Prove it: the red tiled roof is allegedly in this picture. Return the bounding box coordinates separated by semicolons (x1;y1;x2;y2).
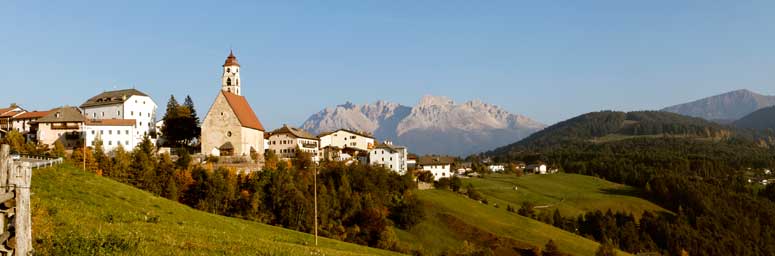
222;91;264;131
14;111;51;119
85;119;136;126
223;50;240;67
0;110;23;118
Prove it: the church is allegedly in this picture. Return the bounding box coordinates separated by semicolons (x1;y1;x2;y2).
201;51;266;159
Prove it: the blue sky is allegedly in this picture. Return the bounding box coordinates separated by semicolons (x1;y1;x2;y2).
3;1;775;128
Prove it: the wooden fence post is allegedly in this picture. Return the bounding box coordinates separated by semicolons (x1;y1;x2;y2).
12;162;31;256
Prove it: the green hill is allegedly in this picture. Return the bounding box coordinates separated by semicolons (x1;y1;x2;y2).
735;105;775;131
462;174;667;218
397;184;636;256
31;164;403;256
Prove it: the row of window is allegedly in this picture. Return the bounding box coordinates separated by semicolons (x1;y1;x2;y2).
91;111;151;118
91;129;130;135
92;140;130;146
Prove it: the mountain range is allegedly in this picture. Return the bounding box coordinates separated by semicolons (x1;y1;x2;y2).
661;89;775;123
301;95;545;156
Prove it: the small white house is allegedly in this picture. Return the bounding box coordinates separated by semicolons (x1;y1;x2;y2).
526;164;548;174
418;156;455;181
369;141;408;175
267;125;320;162
488;164;505;173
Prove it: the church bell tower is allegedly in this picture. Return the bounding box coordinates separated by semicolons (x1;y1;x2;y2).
222;50;241;95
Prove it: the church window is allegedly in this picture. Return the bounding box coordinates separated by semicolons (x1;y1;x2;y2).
227;78;232;86
227;131;232;137
227;68;230;73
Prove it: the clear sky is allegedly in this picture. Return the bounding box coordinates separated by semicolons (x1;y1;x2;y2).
3;1;775;128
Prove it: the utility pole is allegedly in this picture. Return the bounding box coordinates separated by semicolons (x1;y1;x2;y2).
314;162;318;246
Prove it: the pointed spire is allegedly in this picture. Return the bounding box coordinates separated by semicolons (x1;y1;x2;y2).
223;49;240;67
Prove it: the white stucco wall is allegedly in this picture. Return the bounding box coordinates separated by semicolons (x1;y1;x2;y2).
319;130;375;151
421;164;452;181
84;124;137;152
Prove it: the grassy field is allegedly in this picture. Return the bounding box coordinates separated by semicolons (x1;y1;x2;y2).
463;173;667;218
397;189;630;256
31;164;403;256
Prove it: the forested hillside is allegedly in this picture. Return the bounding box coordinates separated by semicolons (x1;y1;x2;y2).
485;110;775;255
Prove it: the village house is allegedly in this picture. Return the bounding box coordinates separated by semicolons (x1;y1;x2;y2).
201;51;266;159
318;129;375;152
417;156;455;180
83;119;137;152
525;164;548;174
407;154;418;170
0;104;26;136
267;125;320;162
457;162;473;175
488;164;506;173
80;88;157;146
12;111;50;138
369;141;408;174
34;106;86;149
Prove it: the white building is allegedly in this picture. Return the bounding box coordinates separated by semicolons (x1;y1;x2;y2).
369;141;408;175
526;164;548;174
488;164;505;173
267;125;320;162
318;129;375;152
84;119;137;152
417;156;455;181
80;89;158;145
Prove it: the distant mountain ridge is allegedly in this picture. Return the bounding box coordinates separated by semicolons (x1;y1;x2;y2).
301;95;545;156
661;89;775;122
734;105;775;131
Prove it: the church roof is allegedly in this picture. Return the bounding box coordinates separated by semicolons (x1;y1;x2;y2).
80;89;149;108
222;91;265;131
223;50;240;67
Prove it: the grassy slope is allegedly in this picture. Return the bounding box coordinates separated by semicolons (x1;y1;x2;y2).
465;174;667;218
32;164;403;256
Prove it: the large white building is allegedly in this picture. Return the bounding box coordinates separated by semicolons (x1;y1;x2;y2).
369;142;408;175
267;125;320;162
318;129;375;152
80;88;158;148
417;156;455;181
84;119;137;152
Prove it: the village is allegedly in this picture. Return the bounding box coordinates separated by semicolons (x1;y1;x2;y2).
0;51;555;183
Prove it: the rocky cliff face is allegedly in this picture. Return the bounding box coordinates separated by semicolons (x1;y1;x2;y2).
661;89;775;122
301;95;545;156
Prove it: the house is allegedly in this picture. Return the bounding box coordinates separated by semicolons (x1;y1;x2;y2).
11;110;51;139
0;104;26;135
417;156;455;180
80;88;158;144
369;141;408;174
488;164;506;173
267;125;320;162
201;51;266;159
84;119;137;152
34;106;86;148
457;162;472;175
407;154;418;170
318;129;375;152
525;164;548;174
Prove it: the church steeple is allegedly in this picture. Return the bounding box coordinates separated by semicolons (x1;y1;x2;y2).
222;50;241;95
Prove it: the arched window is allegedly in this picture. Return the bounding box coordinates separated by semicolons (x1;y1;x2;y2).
227;78;232;86
227;68;230;73
236;79;239;86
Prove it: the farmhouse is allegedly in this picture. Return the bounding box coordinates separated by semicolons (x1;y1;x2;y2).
369;141;408;174
418;156;455;181
488;164;505;173
201;51;266;159
0;104;25;136
34;106;86;148
267;125;320;162
318;129;375;152
526;164;548;174
83;119;137;152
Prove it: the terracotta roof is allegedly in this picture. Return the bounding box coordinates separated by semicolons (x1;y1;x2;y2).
85;119;136;126
223;50;240;67
270;125;317;140
0;110;23;118
35;106;85;123
14;111;51;119
80;89;149;108
0;105;23;116
222;91;265;131
417;156;455;166
317;129;375;139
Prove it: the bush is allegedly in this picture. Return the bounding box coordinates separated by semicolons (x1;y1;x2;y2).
450;176;462;192
435;178;451;189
